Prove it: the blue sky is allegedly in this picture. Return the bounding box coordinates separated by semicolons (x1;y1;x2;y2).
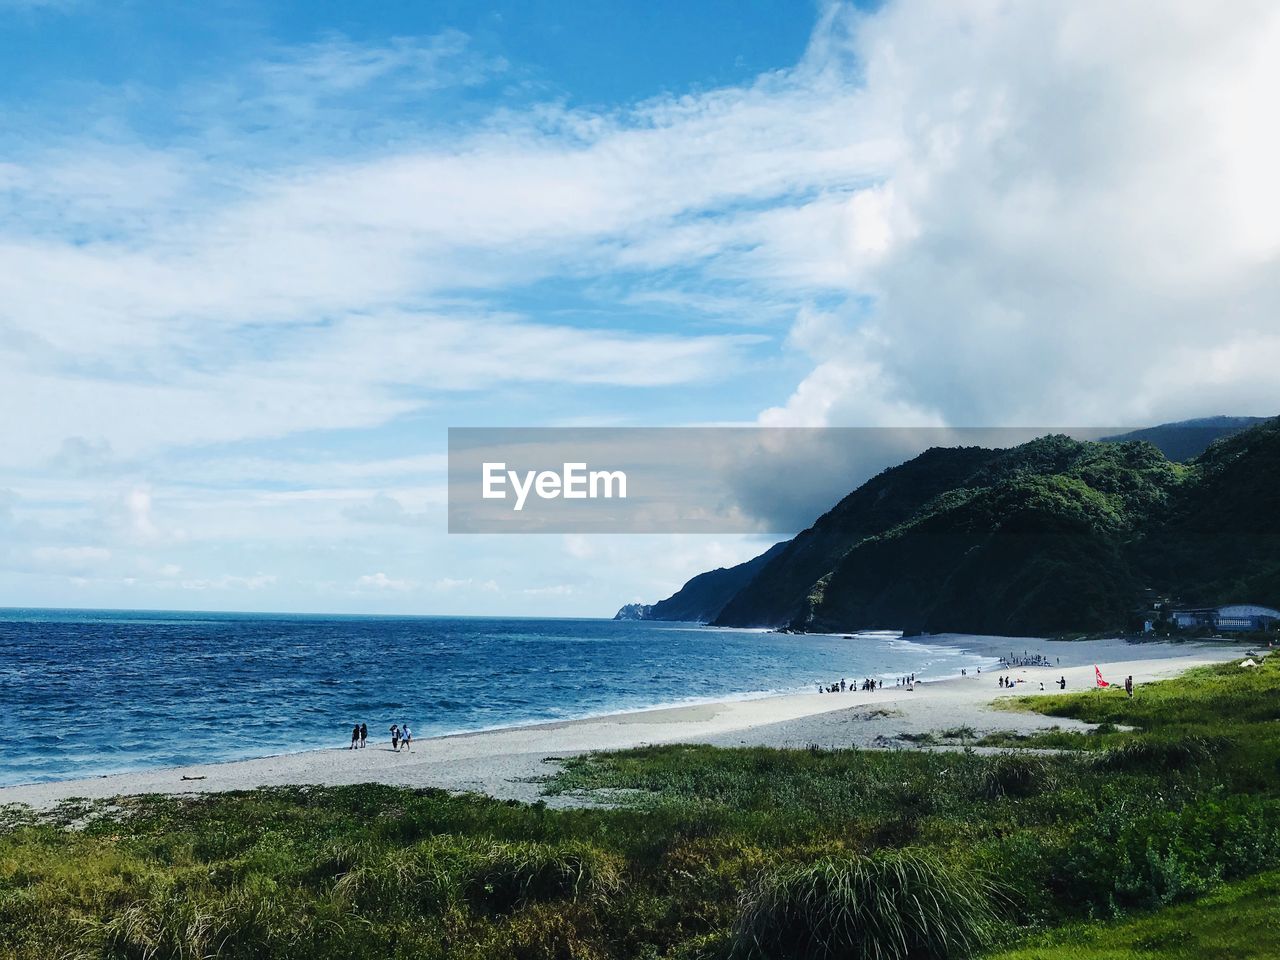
1;2;820;110
2;0;1277;615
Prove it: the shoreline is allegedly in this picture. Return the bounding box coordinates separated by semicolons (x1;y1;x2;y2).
2;628;994;793
0;636;1241;811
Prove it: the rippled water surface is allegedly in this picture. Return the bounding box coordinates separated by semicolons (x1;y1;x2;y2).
0;609;991;786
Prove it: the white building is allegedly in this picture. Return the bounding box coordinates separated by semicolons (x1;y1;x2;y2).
1172;604;1280;631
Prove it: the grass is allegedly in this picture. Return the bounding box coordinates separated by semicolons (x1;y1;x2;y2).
733;850;1002;960
3;653;1280;959
995;652;1280;792
985;869;1280;959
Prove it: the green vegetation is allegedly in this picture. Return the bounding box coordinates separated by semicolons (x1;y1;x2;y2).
5;655;1280;958
685;417;1280;635
999;653;1280;787
986;869;1280;960
733;851;1001;960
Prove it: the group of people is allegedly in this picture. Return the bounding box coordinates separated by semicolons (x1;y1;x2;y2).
998;651;1059;668
389;723;413;751
995;671;1137;698
998;675;1067;691
346;722;413;751
818;674;919;694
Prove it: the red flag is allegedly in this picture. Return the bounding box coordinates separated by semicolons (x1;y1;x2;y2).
1095;665;1109;688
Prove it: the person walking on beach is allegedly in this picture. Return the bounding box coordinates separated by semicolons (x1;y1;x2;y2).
349;724;360;750
401;723;413;751
359;723;368;748
390;724;400;751
1125;675;1134;698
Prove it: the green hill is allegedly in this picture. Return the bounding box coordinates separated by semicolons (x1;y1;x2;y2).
797;437;1183;634
648;417;1280;636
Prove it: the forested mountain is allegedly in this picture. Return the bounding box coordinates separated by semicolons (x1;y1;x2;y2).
619;417;1280;636
1103;416;1268;461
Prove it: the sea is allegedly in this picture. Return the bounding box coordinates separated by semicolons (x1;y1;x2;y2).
0;609;994;788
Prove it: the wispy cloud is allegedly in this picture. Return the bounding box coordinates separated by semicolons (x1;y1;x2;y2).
4;1;1277;615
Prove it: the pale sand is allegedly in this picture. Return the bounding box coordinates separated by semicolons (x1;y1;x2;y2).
0;638;1245;810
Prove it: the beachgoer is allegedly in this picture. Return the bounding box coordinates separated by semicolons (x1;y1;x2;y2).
401;724;412;751
1125;675;1134;698
390;724;400;751
1058;676;1066;690
839;678;846;692
359;723;368;748
349;724;360;749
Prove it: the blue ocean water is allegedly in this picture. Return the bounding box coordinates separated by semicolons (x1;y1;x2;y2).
0;609;992;787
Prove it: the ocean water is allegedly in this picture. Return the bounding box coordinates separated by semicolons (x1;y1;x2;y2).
0;609;992;787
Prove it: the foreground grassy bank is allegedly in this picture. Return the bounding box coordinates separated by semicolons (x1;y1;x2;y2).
986;869;1280;959
3;653;1279;959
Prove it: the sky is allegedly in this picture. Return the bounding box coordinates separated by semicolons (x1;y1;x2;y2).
2;0;1279;616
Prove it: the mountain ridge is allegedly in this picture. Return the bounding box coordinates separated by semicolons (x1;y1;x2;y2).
617;416;1280;634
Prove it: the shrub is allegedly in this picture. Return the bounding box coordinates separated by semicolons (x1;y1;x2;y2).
493;902;609;960
100;879;320;960
976;755;1053;800
462;841;623;914
1047;795;1280;917
731;849;1001;960
328;842;457;915
1088;735;1225;772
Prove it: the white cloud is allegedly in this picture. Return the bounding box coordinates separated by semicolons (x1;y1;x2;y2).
521;584;575;597
0;15;890;463
3;2;1278;615
355;571;413;591
343;493;433;527
764;0;1280;427
178;573;276;591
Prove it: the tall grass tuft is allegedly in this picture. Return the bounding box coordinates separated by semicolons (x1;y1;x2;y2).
99;880;317;960
325;838;463;915
976;754;1053;800
462;841;623;914
731;849;1000;960
1088;735;1224;772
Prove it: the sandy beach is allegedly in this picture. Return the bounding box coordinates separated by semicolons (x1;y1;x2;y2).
0;636;1244;810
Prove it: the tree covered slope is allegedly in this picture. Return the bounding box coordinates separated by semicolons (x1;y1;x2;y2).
638;417;1280;636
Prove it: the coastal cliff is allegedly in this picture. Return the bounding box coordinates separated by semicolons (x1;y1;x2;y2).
613;541;787;622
